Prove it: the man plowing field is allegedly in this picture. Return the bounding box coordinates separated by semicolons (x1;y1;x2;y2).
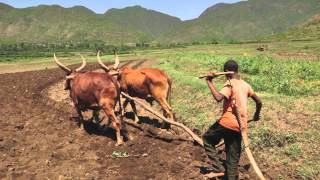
202;60;263;179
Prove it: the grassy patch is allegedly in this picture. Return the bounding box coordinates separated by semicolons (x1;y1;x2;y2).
152;48;319;178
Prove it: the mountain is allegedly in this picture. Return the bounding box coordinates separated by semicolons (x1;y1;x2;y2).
0;4;147;44
163;0;320;42
0;0;320;44
105;6;181;39
264;13;320;41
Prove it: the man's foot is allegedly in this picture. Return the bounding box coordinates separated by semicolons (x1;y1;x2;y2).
204;172;225;178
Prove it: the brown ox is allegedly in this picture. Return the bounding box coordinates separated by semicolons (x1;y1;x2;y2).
53;54;127;146
97;51;174;129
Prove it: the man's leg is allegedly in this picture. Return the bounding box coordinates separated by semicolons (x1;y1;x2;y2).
224;130;242;180
203;122;226;173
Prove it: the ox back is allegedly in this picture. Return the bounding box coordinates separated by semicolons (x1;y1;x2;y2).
70;72;119;110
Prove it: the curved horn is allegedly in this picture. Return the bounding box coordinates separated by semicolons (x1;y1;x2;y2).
113;49;120;69
75;55;87;72
97;51;110;72
54;53;71;74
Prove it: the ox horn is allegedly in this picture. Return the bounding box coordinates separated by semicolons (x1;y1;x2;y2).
75;55;87;72
54;53;71;74
113;49;120;69
97;51;110;72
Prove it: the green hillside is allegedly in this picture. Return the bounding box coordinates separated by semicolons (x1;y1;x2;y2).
105;6;181;39
1;0;320;44
0;3;146;44
265;13;320;41
164;0;320;43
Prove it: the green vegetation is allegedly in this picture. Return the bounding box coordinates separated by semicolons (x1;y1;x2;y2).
1;0;320;44
105;6;181;39
0;41;187;62
264;13;320;42
145;44;320;178
161;0;320;42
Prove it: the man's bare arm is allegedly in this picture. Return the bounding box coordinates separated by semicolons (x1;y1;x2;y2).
251;93;262;121
206;74;225;102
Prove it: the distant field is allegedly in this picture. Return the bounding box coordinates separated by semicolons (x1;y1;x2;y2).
0;41;319;178
1;41;320;73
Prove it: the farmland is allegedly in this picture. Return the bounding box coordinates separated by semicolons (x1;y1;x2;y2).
0;41;319;179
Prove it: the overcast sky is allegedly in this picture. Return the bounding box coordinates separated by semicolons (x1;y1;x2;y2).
0;0;242;20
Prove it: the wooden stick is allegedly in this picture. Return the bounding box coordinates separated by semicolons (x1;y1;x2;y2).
121;92;204;147
233;100;266;180
199;71;234;79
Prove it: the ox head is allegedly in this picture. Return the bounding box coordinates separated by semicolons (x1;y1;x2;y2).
97;50;121;76
53;54;86;90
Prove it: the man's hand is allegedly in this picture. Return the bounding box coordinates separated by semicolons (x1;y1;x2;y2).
251;94;262;122
206;72;216;82
253;112;260;121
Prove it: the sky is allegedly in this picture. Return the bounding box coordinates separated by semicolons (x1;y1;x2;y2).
0;0;242;20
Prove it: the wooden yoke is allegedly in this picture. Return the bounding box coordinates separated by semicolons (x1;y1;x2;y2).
121;92;204;146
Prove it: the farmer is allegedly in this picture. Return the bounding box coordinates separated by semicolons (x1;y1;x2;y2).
203;60;262;179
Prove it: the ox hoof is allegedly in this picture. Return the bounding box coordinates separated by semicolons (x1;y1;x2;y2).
133;119;140;124
115;141;124;146
158;128;167;135
76;128;86;135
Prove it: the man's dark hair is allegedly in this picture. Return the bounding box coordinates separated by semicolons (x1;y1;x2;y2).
224;59;238;72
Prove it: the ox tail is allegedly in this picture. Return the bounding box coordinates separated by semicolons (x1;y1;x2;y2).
167;76;172;107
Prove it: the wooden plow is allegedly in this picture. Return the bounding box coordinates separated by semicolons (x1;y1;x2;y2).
121;92;204;147
233;100;266;180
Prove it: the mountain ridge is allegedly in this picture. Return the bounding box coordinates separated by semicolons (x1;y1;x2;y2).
1;1;320;44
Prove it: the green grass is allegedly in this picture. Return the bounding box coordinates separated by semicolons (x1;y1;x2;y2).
150;46;320;178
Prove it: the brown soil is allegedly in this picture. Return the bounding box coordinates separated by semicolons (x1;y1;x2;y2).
0;61;261;179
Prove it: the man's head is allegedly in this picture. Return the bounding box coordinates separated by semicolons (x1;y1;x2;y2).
223;59;238;73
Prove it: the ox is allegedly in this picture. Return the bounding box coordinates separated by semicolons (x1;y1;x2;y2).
53;54;127;146
97;51;174;129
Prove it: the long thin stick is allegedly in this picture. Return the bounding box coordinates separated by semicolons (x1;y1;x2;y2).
199;71;234;79
121;92;204;146
233;100;266;180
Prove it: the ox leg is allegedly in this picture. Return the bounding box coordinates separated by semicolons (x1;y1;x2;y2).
158;99;174;130
110;111;124;146
75;107;84;130
93;110;100;123
117;96;132;140
118;96;123;117
101;101;124;146
122;98;130;114
129;100;140;123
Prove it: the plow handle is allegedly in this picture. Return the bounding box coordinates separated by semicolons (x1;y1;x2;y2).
199;71;234;79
